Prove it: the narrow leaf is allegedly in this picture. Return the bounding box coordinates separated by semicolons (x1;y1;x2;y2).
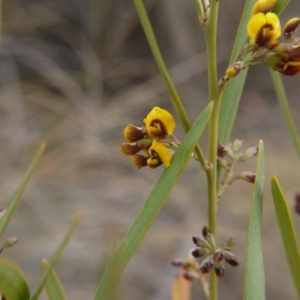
30;211;83;300
218;0;290;144
271;175;300;298
0;143;46;239
244;140;265;300
0;256;30;300
40;258;67;300
94;103;213;300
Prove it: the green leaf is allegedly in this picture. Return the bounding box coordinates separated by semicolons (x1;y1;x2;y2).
0;256;30;300
218;0;290;144
0;143;46;239
30;212;83;300
271;175;300;298
40;258;67;300
244;140;265;300
94;102;213;300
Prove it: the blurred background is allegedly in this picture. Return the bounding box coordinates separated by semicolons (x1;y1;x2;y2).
1;0;300;299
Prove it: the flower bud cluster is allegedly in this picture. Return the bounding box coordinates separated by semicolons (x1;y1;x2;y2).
191;227;239;278
221;0;300;85
217;139;258;199
121;107;180;169
172;227;239;280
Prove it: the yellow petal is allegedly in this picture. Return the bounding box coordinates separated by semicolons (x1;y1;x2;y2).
145;107;176;138
148;139;173;168
247;12;281;47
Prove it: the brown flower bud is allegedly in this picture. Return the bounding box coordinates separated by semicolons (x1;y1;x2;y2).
223;251;239;267
191;248;208;258
294;193;300;214
284;18;300;41
213;250;224;263
192;236;211;249
123;124;146;142
202;226;216;249
217;144;233;158
132;154;148;168
200;257;214;274
120;143;142;155
214;262;225;278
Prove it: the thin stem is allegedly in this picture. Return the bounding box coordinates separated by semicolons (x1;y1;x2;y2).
204;0;220;299
202;3;220;300
270;70;300;161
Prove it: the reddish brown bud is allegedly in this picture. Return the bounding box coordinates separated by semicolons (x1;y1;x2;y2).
200;261;214;274
120;143;142;155
213;251;224;263
132;154;148;168
202;226;211;239
284;18;300;41
217;144;233;158
294;193;300;214
214;263;225;278
123;124;147;142
192;236;210;248
183;272;194;280
191;248;207;258
223;251;239;267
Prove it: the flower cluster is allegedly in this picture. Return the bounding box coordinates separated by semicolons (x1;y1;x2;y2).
222;0;300;83
172;226;239;280
217;139;258;199
121;107;180;168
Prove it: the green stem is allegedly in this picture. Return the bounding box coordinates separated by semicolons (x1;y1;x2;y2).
204;0;219;299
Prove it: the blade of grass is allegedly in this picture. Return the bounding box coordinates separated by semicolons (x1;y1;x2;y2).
30;211;83;300
271;175;300;298
0;143;46;240
218;0;290;144
94;102;213;300
269;70;300;161
40;258;67;300
0;256;30;300
243;140;265;300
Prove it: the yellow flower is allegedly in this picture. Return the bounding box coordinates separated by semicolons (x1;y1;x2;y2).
144;107;176;139
147;139;173;168
247;12;281;48
251;0;276;16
